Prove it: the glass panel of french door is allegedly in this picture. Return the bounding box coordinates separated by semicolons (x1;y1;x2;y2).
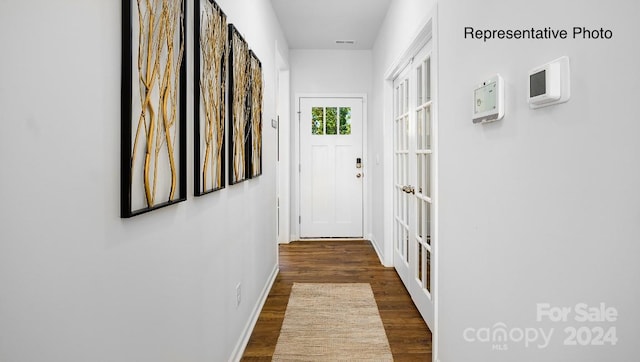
409;48;435;330
414;55;433;297
394;75;410;270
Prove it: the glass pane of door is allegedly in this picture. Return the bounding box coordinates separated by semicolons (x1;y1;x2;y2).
413;56;433;296
394;78;410;264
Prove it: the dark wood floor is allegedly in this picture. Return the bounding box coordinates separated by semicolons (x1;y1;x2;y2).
241;240;432;361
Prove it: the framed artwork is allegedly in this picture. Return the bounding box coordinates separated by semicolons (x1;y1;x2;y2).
248;50;263;178
227;24;251;185
194;0;228;195
121;0;187;218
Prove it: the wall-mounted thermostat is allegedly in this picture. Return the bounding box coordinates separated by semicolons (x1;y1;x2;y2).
528;56;570;109
472;74;504;124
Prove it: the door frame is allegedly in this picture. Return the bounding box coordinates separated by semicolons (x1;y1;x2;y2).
383;5;438;361
292;93;368;241
276;46;290;244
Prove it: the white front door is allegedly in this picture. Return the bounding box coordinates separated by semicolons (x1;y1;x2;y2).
393;43;435;329
299;97;363;238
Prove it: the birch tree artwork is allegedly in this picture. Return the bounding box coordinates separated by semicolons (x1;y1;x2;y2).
121;0;186;217
195;0;227;195
249;51;263;178
228;25;250;185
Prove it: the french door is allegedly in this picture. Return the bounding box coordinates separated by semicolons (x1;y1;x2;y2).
393;43;435;329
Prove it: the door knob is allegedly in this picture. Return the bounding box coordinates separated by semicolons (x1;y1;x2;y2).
356;173;362;178
402;185;415;194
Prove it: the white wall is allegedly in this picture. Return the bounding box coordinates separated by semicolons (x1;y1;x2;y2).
436;1;639;361
0;1;288;361
371;0;437;264
290;50;373;95
373;0;640;361
289;50;373;240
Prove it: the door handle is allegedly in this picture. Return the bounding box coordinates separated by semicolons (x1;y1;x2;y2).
402;185;415;194
356;173;362;178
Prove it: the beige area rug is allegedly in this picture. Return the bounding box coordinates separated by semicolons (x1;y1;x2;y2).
272;283;393;361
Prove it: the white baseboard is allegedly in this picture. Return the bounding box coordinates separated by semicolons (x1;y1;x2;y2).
368;234;391;267
229;264;279;362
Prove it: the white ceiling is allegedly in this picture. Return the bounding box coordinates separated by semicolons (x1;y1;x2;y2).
270;0;392;50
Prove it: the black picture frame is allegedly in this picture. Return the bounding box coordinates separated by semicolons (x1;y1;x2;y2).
194;0;228;196
121;0;187;218
227;24;251;185
248;50;263;178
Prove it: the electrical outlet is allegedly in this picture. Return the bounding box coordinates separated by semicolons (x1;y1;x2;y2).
236;283;241;307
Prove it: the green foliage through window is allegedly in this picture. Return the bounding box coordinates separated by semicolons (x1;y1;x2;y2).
312;107;324;135
339;107;351;135
312;106;352;135
326;107;337;134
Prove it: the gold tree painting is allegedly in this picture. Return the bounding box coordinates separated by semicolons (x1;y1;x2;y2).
195;0;227;195
249;51;263;178
121;0;187;217
228;24;250;185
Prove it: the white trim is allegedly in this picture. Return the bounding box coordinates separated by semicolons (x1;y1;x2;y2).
431;6;440;361
294;93;369;240
382;74;395;267
277;70;291;244
275;41;291;244
384;19;434;81
230;265;279;362
368;233;391;267
362;96;369;240
298;237;365;242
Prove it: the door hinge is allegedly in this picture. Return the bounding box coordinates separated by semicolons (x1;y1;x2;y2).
299;216;301;224
299;164;301;173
